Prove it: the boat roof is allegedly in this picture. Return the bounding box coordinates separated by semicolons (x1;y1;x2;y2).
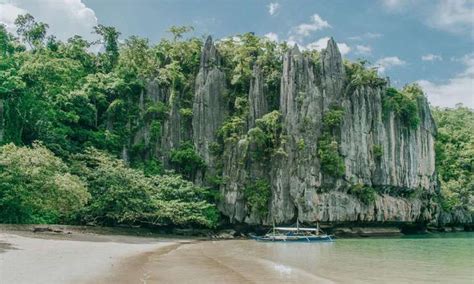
274;227;318;232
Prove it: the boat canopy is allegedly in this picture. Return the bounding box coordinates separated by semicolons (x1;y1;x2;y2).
274;227;318;232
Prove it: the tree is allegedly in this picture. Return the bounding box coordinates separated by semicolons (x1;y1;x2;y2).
72;148;218;227
94;24;120;71
0;143;89;223
433;106;474;212
14;14;49;49
168;26;194;41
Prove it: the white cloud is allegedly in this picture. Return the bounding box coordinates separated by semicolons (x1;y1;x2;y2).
355;45;372;55
381;0;473;36
0;0;98;42
381;0;410;9
0;3;26;33
418;53;474;108
268;2;280;16
375;56;406;73
264;32;279;42
421;54;443;61
429;0;474;35
306;37;351;56
293;14;331;38
348;32;383;41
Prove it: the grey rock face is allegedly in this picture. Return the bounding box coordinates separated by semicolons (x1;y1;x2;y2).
133;79;186;166
217;38;439;225
340;86;437;192
248;65;268;128
192;36;228;178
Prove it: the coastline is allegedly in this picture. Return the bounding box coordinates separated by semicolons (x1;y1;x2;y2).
0;225;472;283
0;225;183;284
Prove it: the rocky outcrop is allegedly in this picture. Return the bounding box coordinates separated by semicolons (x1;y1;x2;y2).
192;36;228;179
217;38;439;225
138;36;441;226
340;86;437;191
248;65;268;128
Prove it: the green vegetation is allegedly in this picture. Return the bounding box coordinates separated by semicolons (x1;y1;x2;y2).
317;134;345;177
248;110;282;158
73;148;218;227
244;179;271;217
344;60;386;88
373;144;383;159
0;15;217;228
170;142;206;180
383;85;421;129
0;143;89;224
432;106;473;212
350;183;376;205
318;106;345;177
323;107;345;129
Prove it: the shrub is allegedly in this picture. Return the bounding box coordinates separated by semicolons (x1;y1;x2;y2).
297;138;306;151
0;143;90;224
317;134;345;177
244;179;271;217
323;107;345;129
350;183;376;205
344;60;386;88
218;116;246;140
74;148;218;228
248;111;282;158
170;142;205;180
383;86;421;129
373;144;383;159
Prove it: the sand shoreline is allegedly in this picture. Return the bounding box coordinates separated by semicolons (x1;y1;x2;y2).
0;225;334;284
0;226;184;284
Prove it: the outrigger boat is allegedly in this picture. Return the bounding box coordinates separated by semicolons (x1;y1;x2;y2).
251;220;334;242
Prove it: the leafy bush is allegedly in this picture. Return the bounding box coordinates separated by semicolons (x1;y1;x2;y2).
323;107;345;129
248;111;282;158
244;179;271;217
73;148;218;227
373;144;383;159
383;86;421;129
350;183;376;205
0;143;90;223
170;142;206;180
344;60;386;88
218;116;246;140
317;134;345;177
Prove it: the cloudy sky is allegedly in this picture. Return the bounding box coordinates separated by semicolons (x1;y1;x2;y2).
0;0;472;108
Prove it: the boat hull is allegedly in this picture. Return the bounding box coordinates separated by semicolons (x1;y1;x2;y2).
250;235;334;242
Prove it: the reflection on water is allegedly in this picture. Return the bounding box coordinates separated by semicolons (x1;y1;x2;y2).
189;233;474;283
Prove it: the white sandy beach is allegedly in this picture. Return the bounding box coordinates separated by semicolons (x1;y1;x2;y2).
0;228;179;284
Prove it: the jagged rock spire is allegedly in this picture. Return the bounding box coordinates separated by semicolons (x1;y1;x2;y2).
248;64;268;128
321;37;344;78
200;36;220;69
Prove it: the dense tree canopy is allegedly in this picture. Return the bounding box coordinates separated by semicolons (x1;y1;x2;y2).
432;105;473;212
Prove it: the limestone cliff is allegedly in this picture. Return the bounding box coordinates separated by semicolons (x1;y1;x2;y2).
143;36;457;226
192;36;228;179
215;38;439;225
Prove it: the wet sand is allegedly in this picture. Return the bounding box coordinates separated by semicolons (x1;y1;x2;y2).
0;226;181;284
0;226;333;284
121;240;334;284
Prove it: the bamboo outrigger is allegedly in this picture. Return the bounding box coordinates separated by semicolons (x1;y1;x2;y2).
251;220;334;242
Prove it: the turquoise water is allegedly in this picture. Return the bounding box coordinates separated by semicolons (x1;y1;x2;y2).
248;232;474;283
177;233;474;283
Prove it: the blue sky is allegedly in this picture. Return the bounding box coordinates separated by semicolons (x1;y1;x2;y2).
1;0;472;108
